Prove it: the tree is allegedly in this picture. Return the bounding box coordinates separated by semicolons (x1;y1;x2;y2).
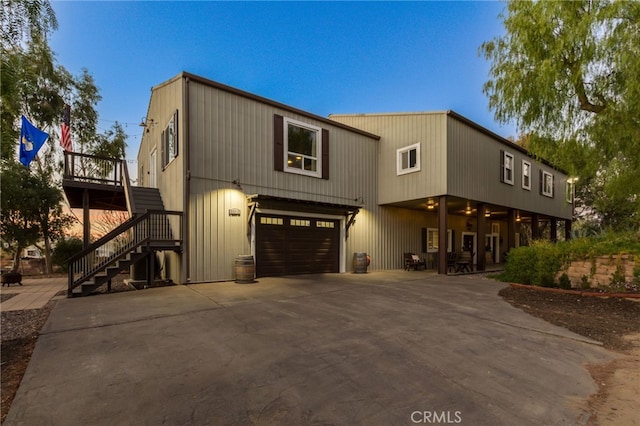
481;0;640;230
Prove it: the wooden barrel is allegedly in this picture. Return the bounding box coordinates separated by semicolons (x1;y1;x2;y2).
353;252;369;274
235;255;256;283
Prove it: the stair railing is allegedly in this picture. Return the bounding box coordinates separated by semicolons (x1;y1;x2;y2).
66;210;183;296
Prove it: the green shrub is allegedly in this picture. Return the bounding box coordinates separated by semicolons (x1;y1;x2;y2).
580;275;591;290
558;273;571;290
52;237;83;272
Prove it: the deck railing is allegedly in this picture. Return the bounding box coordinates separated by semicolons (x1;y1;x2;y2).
66;210;183;296
63;151;124;187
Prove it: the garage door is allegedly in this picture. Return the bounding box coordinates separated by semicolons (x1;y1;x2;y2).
255;214;340;277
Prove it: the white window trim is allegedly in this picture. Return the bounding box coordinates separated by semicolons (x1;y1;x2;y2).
542;171;554;197
283;117;322;178
522;160;531;190
397;143;421;175
565;180;574;203
426;228;453;253
503;151;514;185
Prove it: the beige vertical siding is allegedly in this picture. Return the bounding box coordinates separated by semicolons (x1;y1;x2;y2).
137;76;185;283
329;113;448;204
186;80;381;281
446;116;572;219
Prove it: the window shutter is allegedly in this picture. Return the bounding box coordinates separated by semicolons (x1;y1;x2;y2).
322;128;329;180
174;110;179;158
161;130;166;168
500;150;505;183
421;228;427;253
274;114;284;171
539;170;543;194
551;175;555;198
450;230;456;252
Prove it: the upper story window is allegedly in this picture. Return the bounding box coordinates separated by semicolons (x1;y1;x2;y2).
284;117;322;178
397;143;421;175
565;179;575;203
274;115;329;179
522;160;531;190
500;150;514;185
541;170;554;197
162;110;178;168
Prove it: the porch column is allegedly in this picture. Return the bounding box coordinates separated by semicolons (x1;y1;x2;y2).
507;209;516;254
531;213;540;240
437;195;448;275
82;188;90;249
550;218;558;242
565;219;572;241
476;203;486;271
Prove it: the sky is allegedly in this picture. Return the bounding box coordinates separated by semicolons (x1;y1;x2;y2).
49;1;516;167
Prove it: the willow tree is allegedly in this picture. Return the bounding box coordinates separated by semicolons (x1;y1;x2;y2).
481;0;640;230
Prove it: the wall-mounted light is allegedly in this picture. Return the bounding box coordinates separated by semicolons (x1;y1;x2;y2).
232;179;243;190
354;196;365;206
139;117;155;128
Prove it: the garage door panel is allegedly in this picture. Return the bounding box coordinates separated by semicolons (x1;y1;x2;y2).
256;214;340;277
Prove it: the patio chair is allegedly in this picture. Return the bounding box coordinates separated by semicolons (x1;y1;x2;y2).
446;252;458;273
404;253;426;271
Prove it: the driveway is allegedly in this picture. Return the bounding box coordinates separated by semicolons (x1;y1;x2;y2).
6;271;614;425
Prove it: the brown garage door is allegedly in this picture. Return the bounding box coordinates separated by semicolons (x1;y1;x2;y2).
256;214;340;277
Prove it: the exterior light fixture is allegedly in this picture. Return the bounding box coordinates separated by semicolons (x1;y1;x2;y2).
485;209;491;217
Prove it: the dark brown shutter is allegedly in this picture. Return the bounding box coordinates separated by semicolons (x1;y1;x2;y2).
174;110;179;158
499;150;505;183
274;114;284;172
421;228;427;253
322;128;329;180
551;174;555;198
539;170;543;194
161;130;165;168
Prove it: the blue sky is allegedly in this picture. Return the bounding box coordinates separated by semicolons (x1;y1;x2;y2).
50;1;514;163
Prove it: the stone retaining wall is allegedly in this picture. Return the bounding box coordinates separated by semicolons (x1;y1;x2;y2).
558;254;637;289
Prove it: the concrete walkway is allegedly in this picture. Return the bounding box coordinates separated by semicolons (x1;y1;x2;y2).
6;271;616;425
1;276;67;311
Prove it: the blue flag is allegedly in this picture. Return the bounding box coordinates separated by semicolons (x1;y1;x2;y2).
19;115;49;167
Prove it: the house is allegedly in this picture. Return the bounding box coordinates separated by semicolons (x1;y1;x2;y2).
55;70;576;294
134;72;573;284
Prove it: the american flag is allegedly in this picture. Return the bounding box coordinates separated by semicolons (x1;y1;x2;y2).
60;104;72;152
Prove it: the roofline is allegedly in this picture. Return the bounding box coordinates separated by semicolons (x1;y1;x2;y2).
330;110;567;174
178;71;381;141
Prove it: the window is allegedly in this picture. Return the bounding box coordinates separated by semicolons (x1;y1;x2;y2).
500;150;514;185
284;117;322;178
566;180;575;203
426;228;453;253
290;219;311;227
260;217;283;225
162;110;178;168
274;115;329;179
522;160;531;190
316;221;335;228
541;170;554;197
397;143;421;175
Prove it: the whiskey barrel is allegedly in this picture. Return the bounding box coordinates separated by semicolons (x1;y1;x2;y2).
235;255;256;283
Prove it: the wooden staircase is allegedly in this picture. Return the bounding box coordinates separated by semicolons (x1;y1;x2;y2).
62;152;182;297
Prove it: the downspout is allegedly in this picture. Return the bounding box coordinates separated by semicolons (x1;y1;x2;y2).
182;75;191;283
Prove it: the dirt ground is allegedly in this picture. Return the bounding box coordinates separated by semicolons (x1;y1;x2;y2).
498;286;640;426
2;283;639;424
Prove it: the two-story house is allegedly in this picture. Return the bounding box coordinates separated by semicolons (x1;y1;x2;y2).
136;72;573;284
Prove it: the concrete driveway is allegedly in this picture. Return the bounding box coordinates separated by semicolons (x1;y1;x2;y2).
6;271;614;425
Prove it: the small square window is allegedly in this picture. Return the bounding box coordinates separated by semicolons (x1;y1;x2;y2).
501;151;514;185
284;118;322;178
522;160;531;190
397;143;421;175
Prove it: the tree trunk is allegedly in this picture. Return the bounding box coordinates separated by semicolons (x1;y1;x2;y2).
44;237;53;274
11;245;22;273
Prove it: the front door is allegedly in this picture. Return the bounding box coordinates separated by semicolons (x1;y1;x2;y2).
461;232;477;264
